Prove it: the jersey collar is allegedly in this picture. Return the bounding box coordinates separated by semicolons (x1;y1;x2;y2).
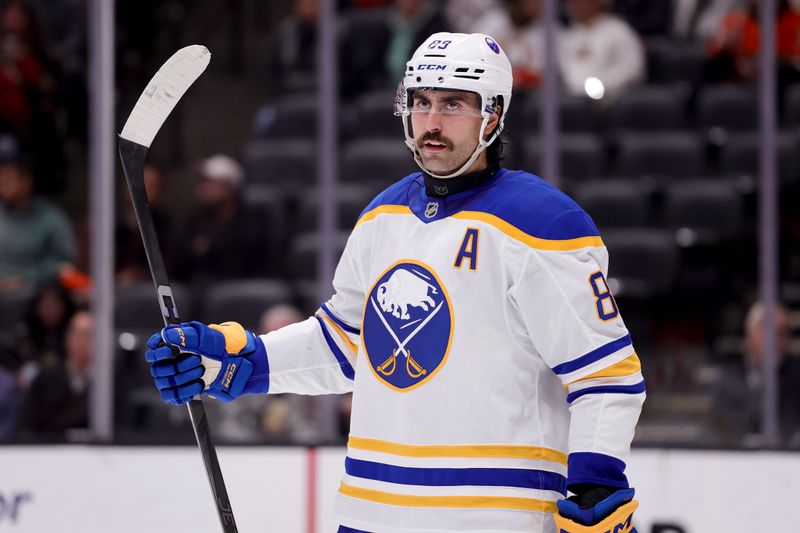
422;162;501;198
409;166;506;224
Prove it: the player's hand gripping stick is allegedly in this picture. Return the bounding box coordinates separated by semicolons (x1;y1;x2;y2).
146;321;270;405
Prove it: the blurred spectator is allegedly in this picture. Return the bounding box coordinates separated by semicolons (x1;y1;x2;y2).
386;0;449;81
711;302;800;446
116;162;172;286
444;0;509;35
259;303;304;334
12;282;76;371
28;0;86;142
207;304;306;443
496;0;545;90
704;0;760;82
704;0;800;88
0;140;76;293
265;0;318;99
673;0;738;42
173;155;267;284
0;349;21;441
0;0;53;135
259;304;331;443
20;309;92;436
560;0;645;102
0;0;65;194
613;0;673;36
777;0;800;88
341;0;449;96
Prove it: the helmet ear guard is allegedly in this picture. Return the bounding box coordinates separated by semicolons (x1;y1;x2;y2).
397;32;513;179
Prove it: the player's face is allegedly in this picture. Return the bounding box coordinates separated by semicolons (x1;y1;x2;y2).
410;90;485;176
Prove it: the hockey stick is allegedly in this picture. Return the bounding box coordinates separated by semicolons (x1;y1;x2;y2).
118;45;238;532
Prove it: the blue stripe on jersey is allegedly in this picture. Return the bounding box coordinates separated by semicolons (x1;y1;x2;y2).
358;172;421;221
345;457;567;495
315;316;355;380
443;170;600;240
357;169;601;241
320;303;360;335
552;334;633;376
567;452;629;490
565;380;646;404
338;527;372;533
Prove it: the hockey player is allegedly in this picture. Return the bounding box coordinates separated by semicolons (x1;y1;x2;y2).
144;32;644;533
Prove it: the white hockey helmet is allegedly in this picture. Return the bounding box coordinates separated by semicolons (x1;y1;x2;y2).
395;32;513;179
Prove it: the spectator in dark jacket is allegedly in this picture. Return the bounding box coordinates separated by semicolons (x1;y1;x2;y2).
20;309;93;437
712;302;800;447
265;0;319;99
173;155;268;285
341;0;450;96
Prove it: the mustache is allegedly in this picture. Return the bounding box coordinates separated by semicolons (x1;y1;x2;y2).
417;132;453;150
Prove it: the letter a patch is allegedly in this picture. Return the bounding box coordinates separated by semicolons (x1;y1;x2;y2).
454;228;479;271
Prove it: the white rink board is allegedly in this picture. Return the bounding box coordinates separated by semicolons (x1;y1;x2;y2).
1;446;798;532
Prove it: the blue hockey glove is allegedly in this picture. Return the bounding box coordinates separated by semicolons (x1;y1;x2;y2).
145;321;269;405
554;487;638;533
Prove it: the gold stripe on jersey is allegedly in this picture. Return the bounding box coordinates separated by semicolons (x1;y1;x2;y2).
339;483;557;513
316;312;359;356
452;211;605;251
355;205;413;227
564;353;642;387
348;436;568;465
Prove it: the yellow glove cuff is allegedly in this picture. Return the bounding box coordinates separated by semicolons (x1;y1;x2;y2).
553;499;638;533
209;321;249;354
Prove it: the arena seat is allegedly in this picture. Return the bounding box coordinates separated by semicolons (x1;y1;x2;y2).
251;93;318;140
522;133;606;181
341;139;418;186
242;139;317;188
115;282;192;330
571;181;649;229
296;182;380;233
353;90;403;138
605;85;688;131
200;279;294;331
664;180;742;246
614;131;705;179
602;229;679;298
718;132;799;184
697;85;758;135
288;231;351;281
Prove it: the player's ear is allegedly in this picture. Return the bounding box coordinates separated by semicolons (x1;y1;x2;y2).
484;105;502;142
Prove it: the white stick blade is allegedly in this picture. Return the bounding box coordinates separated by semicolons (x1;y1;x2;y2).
120;45;210;148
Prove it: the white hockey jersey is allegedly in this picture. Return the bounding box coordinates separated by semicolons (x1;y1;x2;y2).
260;169;645;533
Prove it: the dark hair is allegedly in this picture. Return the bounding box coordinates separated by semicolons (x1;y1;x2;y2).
485;99;506;166
486;132;506;166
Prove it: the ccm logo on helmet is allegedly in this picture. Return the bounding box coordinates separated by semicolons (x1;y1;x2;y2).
417;64;447;71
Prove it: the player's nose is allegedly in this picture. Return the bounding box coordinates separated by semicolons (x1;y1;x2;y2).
423;110;443;132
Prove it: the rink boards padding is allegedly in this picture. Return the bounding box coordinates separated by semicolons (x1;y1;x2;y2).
0;446;796;532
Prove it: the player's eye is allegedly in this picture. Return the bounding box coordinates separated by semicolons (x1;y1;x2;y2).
412;99;430;111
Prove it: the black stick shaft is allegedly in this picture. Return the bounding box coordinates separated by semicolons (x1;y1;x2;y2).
118;137;238;532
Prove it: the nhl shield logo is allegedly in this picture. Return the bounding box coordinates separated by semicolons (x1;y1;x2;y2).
363;260;453;391
424;201;439;218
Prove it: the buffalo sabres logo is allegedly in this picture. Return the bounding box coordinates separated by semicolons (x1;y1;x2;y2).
363;260;453;391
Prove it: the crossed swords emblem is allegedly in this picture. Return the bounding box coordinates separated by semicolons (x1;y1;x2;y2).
370;296;444;378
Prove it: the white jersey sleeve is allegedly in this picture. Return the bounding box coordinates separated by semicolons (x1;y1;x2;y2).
259;232;364;395
509;212;645;489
